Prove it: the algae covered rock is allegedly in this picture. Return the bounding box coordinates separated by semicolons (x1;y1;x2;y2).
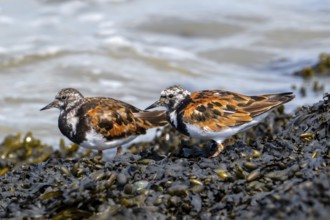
0;95;329;219
294;53;330;78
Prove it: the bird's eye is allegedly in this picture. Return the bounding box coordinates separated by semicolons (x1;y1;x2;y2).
168;94;174;98
61;96;67;100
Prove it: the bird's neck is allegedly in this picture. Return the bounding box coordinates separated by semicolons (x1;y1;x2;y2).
58;101;83;142
167;110;178;128
166;108;189;136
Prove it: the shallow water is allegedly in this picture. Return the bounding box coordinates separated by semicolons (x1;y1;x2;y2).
0;0;329;147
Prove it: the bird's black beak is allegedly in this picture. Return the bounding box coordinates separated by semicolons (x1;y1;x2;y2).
40;100;60;111
145;100;162;110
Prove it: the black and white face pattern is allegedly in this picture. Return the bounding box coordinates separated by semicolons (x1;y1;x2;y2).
159;85;191;111
55;88;84;111
40;88;84;112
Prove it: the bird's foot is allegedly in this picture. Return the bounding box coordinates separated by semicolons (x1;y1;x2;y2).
209;142;224;158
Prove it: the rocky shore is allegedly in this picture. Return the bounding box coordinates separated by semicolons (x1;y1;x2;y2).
0;92;329;219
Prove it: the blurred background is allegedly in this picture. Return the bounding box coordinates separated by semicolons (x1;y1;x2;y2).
0;0;329;147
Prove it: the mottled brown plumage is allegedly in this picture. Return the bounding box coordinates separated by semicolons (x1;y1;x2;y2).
182;90;292;131
82;97;166;140
41;88;167;155
146;85;295;158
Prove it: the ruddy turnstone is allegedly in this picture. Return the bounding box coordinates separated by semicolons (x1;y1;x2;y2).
146;85;295;158
41;88;167;156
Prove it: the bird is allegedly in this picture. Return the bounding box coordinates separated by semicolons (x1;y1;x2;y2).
146;85;295;158
40;88;167;156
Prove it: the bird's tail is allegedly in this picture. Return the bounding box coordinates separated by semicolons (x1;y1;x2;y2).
266;92;295;104
243;92;295;117
135;110;168;128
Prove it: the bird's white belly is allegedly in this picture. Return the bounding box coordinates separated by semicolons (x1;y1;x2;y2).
80;129;136;150
185;113;268;144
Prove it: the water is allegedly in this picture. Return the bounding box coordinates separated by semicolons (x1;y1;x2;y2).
0;0;329;147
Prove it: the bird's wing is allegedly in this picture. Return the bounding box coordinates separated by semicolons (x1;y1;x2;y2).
241;92;294;116
82;97;146;140
181;90;294;131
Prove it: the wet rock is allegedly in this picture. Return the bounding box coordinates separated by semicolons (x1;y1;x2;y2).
133;180;149;193
116;173;128;186
167;185;189;197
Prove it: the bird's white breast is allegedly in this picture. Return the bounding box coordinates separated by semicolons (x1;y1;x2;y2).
80;129;136;150
67;116;79;136
62;109;79;137
169;111;178;127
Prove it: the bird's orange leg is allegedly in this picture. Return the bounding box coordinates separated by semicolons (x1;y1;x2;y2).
209;142;224;158
97;150;103;156
115;146;123;157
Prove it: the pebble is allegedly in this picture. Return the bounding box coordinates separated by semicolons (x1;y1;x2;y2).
116;173;127;186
